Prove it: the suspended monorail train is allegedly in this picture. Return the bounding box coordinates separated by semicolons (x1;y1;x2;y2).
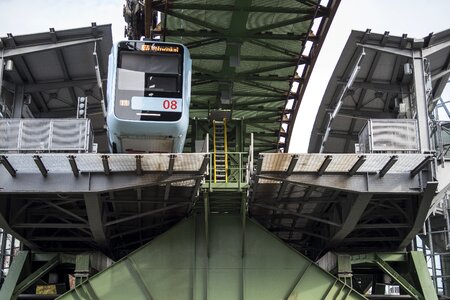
106;40;191;153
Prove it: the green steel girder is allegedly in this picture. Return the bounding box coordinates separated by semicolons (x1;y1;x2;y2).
234;97;286;107
155;2;329;15
372;254;423;300
193;74;293;82
348;252;438;300
191;91;283;98
160;29;315;41
246;39;300;57
124;259;154;299
192;68;293;84
184;37;224;49
238;61;300;75
191;54;303;63
164;10;227;34
0;251;110;299
246;122;279;132
410;251;439;300
246;14;317;35
239;80;288;94
245;112;283;120
57;215;366;300
13;253;60;299
251;136;280;145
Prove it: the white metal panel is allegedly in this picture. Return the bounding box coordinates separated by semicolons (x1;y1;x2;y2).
261;153;291;172
261;153;431;174
173;153;206;171
293;155;326;172
326;155;361;172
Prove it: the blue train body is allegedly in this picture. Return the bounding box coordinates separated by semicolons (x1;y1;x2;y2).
106;40;191;153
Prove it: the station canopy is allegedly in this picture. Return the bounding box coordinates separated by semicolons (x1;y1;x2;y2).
308;28;450;153
0;24;112;151
140;0;340;153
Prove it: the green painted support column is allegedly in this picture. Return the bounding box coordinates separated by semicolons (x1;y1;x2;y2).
58;215;365;300
0;250;29;300
410;251;439;300
75;254;91;286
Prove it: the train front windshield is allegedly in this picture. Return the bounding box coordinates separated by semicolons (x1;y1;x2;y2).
115;41;184;121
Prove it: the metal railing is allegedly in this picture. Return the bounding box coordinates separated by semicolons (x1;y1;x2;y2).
357;119;420;153
207;133;254;191
0;118;93;153
208;152;249;190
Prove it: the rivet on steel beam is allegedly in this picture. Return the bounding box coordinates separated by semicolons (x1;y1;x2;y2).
68;155;79;177
0;155;16;177
318;155;332;176
348;155;366;176
379;155;398;177
135;155;142;176
102;155;110;175
410;156;433;178
33;155;48;177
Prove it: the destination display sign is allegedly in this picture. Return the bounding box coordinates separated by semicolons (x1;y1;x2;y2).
140;43;181;53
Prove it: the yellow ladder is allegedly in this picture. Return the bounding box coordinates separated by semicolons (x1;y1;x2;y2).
213;119;228;183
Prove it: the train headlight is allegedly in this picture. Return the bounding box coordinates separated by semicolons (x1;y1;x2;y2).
119;99;130;107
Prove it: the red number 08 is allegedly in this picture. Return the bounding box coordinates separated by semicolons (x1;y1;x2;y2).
163;100;178;110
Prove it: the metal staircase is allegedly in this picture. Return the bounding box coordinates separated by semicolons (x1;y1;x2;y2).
213;119;228;183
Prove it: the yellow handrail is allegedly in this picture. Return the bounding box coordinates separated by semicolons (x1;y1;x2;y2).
213;120;217;183
224;118;228;183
